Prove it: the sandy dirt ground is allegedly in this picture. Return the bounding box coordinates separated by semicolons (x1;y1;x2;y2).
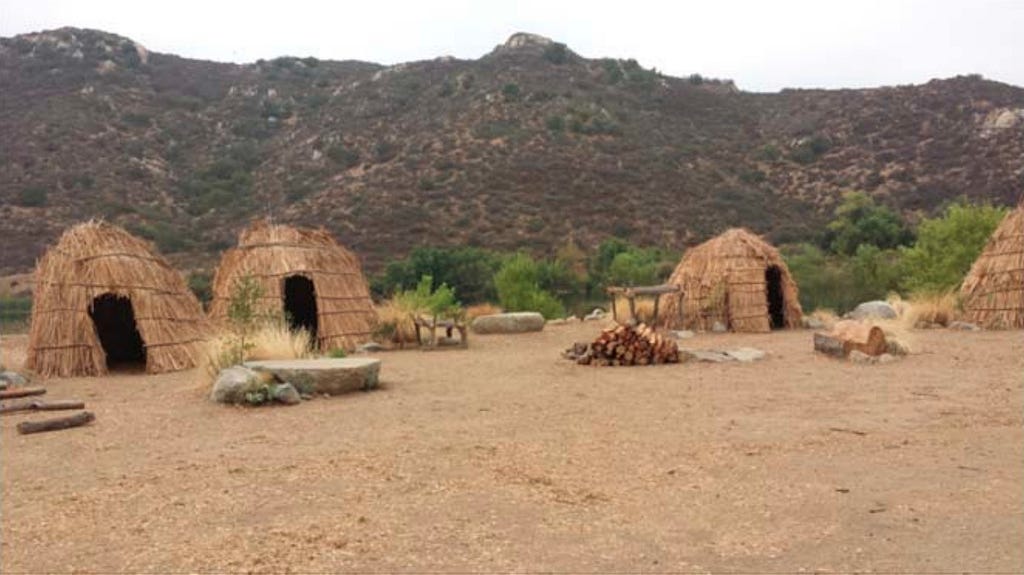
2;323;1022;573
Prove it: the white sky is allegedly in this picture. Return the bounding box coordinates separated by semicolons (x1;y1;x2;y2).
1;0;1021;92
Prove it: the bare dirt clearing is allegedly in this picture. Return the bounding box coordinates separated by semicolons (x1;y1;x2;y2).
2;324;1022;572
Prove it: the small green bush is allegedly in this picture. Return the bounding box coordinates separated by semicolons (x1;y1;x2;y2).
543;43;569;64
17;186;47;207
494;254;565;319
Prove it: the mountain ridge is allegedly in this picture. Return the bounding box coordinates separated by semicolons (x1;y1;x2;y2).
2;27;1022;274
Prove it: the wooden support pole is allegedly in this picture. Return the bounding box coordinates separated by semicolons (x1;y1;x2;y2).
16;411;95;435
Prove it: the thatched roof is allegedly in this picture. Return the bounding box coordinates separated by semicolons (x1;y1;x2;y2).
960;202;1024;329
659;228;803;332
26;221;209;377
209;221;376;350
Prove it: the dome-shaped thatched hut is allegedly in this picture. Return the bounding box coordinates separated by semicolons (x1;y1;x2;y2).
209;221;376;350
959;202;1024;329
659;228;803;332
26;222;209;377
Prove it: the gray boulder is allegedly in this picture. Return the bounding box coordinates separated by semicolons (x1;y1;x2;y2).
245;358;381;396
848;350;875;364
686;350;734;363
211;366;260;404
711;321;728;333
355;342;384;353
271;383;302;405
471;312;546;334
847;301;897;320
584;308;605;321
1;370;29;389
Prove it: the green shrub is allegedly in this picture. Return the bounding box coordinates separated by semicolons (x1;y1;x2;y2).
326;348;347;358
545;115;565;132
789;135;831;164
374;247;503;304
502;83;521;101
187;271;213;308
900;201;1007;293
494;254;565;319
326;144;360;168
825;191;913;256
783;243;902;313
17;186;47;207
543;43;569;64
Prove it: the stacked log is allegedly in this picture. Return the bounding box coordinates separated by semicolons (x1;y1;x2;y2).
572;323;680;366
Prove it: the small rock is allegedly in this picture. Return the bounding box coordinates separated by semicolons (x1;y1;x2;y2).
802;316;826;330
711;321;728;333
687;350;734;363
0;371;28;387
948;321;980;331
211;366;260;404
355;342;384;353
886;339;911;356
725;347;767;362
847;301;897;320
876;353;899;364
584;308;605;321
669;330;695;340
271;383;302;405
848;350;876;364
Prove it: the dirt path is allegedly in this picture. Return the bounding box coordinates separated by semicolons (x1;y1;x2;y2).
2;324;1022;572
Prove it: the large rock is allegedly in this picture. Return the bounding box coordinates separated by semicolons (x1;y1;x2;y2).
725;348;767;362
245;358;381;396
211;366;260;404
471;312;545;334
271;383;302;405
847;301;897;320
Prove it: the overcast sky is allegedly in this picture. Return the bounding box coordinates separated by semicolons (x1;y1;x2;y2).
1;0;1020;92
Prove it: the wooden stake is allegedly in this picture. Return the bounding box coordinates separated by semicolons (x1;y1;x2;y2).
16;411;95;435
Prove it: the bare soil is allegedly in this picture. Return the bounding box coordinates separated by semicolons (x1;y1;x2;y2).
2;324;1022;573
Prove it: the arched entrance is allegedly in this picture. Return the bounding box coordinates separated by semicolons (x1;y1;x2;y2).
89;293;146;369
765;266;785;329
283;275;319;341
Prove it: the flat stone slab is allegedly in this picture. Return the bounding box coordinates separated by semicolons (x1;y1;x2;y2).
245;358;381;396
471;312;545;334
682;348;768;363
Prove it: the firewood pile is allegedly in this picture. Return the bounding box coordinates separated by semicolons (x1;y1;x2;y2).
564;323;681;366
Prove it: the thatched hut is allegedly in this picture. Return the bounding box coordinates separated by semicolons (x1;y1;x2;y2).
659;228;803;332
209;221;376;350
959;202;1024;329
26;222;208;377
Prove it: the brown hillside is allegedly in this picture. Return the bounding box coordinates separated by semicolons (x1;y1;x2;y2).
1;28;1022;273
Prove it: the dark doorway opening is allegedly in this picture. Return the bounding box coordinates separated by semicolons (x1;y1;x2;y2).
284;275;318;341
765;266;785;329
89;293;146;369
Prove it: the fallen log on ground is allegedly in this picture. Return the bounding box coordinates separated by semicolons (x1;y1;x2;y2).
0;400;86;415
16;411;95;435
814;320;888;358
0;386;47;400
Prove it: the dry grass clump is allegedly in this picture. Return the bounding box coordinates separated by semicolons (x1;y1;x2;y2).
808;308;840;330
465;303;503;320
197;323;313;390
374;299;419;347
897;291;959;328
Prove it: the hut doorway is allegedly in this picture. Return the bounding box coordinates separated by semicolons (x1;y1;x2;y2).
765;266;785;329
89;293;146;369
284;275;318;340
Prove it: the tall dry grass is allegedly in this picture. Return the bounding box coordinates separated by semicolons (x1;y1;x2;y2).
895;291;960;328
196;322;313;390
465;303;503;320
374;299;419;346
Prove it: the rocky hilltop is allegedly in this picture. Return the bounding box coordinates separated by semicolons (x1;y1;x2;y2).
1;28;1022;273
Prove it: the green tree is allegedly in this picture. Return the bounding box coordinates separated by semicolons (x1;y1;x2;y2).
826;191;913;256
900;202;1008;293
494;253;564;319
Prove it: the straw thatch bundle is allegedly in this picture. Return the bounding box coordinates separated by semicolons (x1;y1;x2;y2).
959;202;1024;329
26;221;209;377
209;221;376;350
659;228;803;332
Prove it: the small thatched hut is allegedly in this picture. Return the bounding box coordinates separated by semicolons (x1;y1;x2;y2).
26;221;208;377
659;228;803;332
209;221;376;350
959;202;1024;329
